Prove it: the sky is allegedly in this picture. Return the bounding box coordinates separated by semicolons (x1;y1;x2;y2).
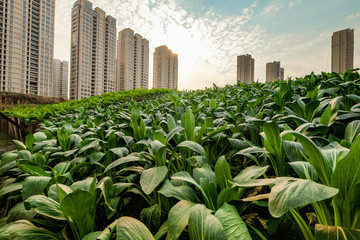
54;0;360;90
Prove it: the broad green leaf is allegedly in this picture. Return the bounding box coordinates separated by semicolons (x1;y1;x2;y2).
96;177;115;211
33;132;47;142
0;182;22;197
215;203;252;240
12;140;26;150
315;224;360;240
199;177;218;211
182;107;195;141
60;190;95;238
140;166;168;194
25;195;66;220
22;176;52;200
281;131;331;185
193;164;216;185
109;147;129;158
25;134;35;153
0;220;59;240
167;200;197;240
48;183;72;202
71;177;96;192
233;165;269;183
331;136;360;227
158;180;200;203
177;141;205;156
166;127;184;143
83;232;102;240
283;140;305;162
217;188;240;209
321;142;349;174
320;96;342;126
104;153;147;173
141;204;161;235
154;221;168;240
18;150;32;161
171;172;211;205
345;120;360;144
17;163;50;176
116;216;155;240
188;204;226;240
8;202;37;222
214;156;232;189
269;177;338;218
288;161;318;181
90;152;105;163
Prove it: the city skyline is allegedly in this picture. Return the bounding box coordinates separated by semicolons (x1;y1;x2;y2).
54;0;360;90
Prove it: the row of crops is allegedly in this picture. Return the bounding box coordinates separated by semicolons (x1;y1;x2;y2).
1;70;360;239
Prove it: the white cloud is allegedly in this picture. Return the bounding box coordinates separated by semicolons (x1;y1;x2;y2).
263;4;280;14
288;2;295;8
347;12;360;20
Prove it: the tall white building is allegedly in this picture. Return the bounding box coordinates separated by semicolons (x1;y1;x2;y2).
116;28;149;91
153;45;178;89
331;28;354;73
70;0;117;100
0;0;55;96
266;61;284;82
53;59;69;99
237;54;254;84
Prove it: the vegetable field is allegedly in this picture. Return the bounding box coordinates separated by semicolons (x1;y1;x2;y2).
1;70;360;240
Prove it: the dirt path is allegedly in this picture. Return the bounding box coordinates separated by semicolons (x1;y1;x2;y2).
0;131;17;155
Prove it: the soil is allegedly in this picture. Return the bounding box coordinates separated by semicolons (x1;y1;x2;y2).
0;131;17;155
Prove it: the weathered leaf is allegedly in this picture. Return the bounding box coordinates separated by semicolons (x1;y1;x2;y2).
315;224;360;240
116;216;155;240
233;165;269;183
215;203;252;240
269;177;338;218
188;204;226;240
140;166;168;195
167;200;197;240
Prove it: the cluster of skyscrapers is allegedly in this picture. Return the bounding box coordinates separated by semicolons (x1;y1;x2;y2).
237;28;355;84
0;0;356;97
0;0;178;100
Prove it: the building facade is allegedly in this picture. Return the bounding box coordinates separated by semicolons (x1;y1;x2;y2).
116;28;149;91
53;59;69;99
266;61;284;82
153;45;178;89
70;0;116;100
237;54;254;84
331;28;354;73
0;0;55;96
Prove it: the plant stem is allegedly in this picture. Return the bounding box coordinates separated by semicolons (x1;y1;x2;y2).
290;209;315;240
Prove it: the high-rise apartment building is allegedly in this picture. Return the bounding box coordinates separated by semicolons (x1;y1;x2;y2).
331;28;354;73
53;59;69;99
266;61;284;82
153;45;178;89
0;0;55;96
237;54;254;84
116;28;149;90
70;0;117;100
